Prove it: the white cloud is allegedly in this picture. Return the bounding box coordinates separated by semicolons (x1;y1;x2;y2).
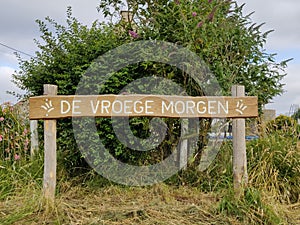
0;66;21;104
0;0;102;59
0;0;102;105
238;0;300;50
235;0;300;115
0;52;19;66
266;62;300;115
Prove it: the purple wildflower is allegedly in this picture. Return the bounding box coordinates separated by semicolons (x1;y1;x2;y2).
175;0;180;5
208;0;213;3
0;117;4;122
192;12;197;17
14;154;20;161
197;21;204;28
207;7;217;22
0;134;3;142
128;30;139;39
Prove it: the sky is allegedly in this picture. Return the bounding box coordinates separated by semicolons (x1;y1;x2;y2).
0;0;299;115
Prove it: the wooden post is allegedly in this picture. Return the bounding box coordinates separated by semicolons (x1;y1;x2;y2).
43;84;58;204
30;120;39;156
232;85;248;197
179;119;188;169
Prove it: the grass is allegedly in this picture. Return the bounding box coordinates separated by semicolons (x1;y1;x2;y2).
0;178;226;225
1;125;300;224
1;180;300;225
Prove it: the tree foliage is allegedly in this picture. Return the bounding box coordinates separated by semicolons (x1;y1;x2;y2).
265;115;300;141
13;8;121;96
13;8;130;172
12;1;290;172
99;0;290;107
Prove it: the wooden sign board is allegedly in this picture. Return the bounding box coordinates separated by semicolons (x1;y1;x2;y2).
29;94;258;119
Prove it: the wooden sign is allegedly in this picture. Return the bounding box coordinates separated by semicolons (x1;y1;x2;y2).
29;94;258;119
31;85;256;203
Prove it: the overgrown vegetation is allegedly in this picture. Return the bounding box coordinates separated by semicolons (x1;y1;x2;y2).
3;0;298;224
12;0;290;171
0;102;30;163
1;113;300;224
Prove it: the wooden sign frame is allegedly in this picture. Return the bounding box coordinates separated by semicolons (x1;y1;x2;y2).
30;84;257;203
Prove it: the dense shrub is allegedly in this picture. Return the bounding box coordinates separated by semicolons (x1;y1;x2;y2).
167;121;300;203
247;131;300;203
266;115;299;132
13;1;289;174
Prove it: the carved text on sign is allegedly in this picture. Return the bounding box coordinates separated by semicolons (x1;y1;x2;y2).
29;95;258;119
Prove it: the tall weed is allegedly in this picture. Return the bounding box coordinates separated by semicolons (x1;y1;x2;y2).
247;130;300;203
0;102;30;162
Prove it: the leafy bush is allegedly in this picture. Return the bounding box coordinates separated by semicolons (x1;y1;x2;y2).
165;140;233;190
265;115;299;136
13;1;290;174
